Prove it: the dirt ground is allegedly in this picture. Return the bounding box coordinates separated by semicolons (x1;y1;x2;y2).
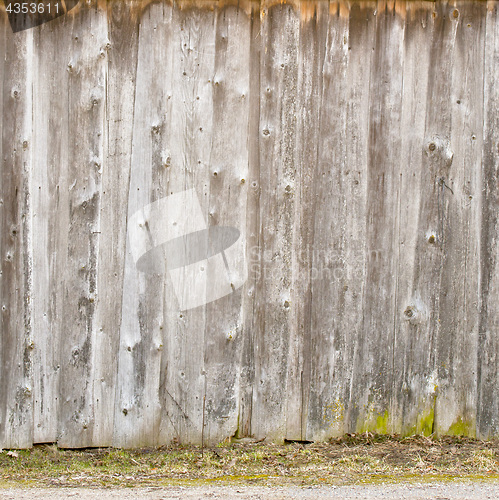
0;434;498;493
1;484;499;499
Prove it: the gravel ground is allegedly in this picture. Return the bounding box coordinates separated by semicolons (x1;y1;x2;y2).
1;483;499;499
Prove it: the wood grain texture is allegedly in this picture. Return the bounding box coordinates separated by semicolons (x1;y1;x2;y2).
97;0;140;448
201;4;250;445
57;4;109;448
31;14;72;445
0;0;499;447
392;1;434;435
250;2;300;442
0;16;34;449
478;0;499;439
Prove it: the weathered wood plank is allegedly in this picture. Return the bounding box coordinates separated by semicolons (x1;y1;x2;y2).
0;20;34;449
249;3;300;441
113;1;176;447
57;1;109;447
307;0;373;440
285;0;328;442
350;0;405;433
397;0;459;440
391;1;434;436
86;0;141;447
237;3;263;440
30;15;73;444
478;0;499;440
200;4;251;444
156;4;218;445
433;0;485;436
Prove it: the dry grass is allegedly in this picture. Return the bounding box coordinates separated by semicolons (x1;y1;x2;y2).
0;434;498;488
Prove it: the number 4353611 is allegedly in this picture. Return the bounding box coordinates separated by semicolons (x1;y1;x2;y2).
6;2;60;14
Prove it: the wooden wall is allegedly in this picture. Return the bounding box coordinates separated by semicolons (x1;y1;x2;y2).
1;0;498;448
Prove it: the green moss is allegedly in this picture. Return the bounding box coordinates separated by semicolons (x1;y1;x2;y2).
354;405;478;439
446;417;476;438
357;410;390;434
419;408;435;436
205;474;270;483
375;410;390;434
406;407;434;437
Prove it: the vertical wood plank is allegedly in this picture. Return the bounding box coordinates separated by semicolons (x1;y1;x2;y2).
397;0;458;439
113;1;174;447
201;4;251;444
0;22;34;449
88;0;140;446
390;1;434;436
478;0;499;440
237;3;261;440
30;16;72;444
57;1;109;447
349;0;405;433
307;1;375;439
156;4;217;446
433;0;485;436
285;1;328;441
250;3;300;441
